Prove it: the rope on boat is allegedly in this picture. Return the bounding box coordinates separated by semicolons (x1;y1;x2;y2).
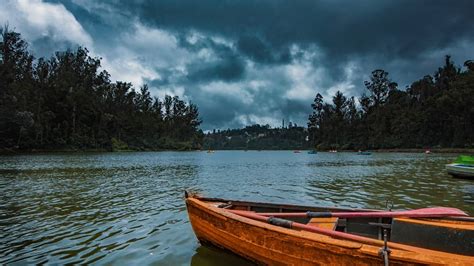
268;217;293;228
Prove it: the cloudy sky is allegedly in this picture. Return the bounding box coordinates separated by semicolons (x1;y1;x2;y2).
1;0;473;130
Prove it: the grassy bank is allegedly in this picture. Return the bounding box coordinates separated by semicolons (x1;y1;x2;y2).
369;148;474;154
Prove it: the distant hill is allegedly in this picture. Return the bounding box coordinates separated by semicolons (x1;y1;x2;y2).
203;124;310;150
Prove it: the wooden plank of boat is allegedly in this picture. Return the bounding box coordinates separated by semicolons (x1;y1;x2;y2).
446;163;474;178
185;194;474;265
391;218;474;256
308;217;337;229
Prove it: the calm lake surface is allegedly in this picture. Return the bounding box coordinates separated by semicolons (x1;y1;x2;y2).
1;151;473;265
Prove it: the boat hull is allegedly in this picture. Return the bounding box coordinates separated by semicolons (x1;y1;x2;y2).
187;198;383;265
446;163;474;178
186;197;474;265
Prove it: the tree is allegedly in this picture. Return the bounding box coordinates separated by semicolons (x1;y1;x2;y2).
307;56;473;149
308;93;323;146
464;60;474;72
0;28;204;151
363;69;397;107
0;26;34;148
434;55;459;91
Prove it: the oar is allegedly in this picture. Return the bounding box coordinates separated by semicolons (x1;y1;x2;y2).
232;207;468;219
228;210;431;253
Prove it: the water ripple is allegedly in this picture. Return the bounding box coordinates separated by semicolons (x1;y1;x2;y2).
0;151;472;265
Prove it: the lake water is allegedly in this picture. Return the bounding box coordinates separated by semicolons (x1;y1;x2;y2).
1;151;473;265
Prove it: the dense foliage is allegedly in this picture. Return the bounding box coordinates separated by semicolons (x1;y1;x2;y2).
205;57;474;151
203;124;310;150
2;27;472;152
308;56;474;150
0;28;203;152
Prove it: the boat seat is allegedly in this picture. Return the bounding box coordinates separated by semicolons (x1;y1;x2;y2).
307;217;338;230
391;218;474;256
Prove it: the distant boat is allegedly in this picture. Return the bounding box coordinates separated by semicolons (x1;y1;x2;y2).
357;150;372;155
293;150;301;153
207;150;215;153
307;150;318;154
446;155;474;178
328;150;338;153
425;150;431;154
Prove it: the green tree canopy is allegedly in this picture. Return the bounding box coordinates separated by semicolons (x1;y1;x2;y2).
0;27;203;151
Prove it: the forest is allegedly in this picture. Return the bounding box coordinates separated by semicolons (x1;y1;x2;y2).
308;56;474;150
0;28;203;152
2;27;473;152
205;56;474;151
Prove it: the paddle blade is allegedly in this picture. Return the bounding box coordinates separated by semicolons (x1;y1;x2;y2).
393;207;468;218
332;207;469;218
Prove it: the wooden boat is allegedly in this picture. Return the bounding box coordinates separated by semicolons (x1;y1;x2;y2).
307;150;318;154
447;155;474;178
357;151;372;155
185;193;474;265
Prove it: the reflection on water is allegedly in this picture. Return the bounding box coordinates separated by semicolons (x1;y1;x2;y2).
191;246;251;265
0;151;472;265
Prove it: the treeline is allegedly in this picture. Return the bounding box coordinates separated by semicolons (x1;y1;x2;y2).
0;27;203;152
204;124;309;150
308;56;474;150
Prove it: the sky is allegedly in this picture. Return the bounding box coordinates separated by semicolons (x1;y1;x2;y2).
1;0;473;130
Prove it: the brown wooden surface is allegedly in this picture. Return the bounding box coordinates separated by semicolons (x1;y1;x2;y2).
308;217;338;230
186;196;474;265
395;217;474;230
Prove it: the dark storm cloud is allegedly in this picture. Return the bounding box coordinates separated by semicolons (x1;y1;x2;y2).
118;0;474;60
79;0;474;90
197;93;244;130
177;34;246;82
237;35;291;64
187;56;245;83
46;0;136;50
10;0;474;130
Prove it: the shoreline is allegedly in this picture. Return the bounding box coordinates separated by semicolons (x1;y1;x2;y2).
206;148;474;153
1;147;473;155
0;148;201;155
367;148;474;154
